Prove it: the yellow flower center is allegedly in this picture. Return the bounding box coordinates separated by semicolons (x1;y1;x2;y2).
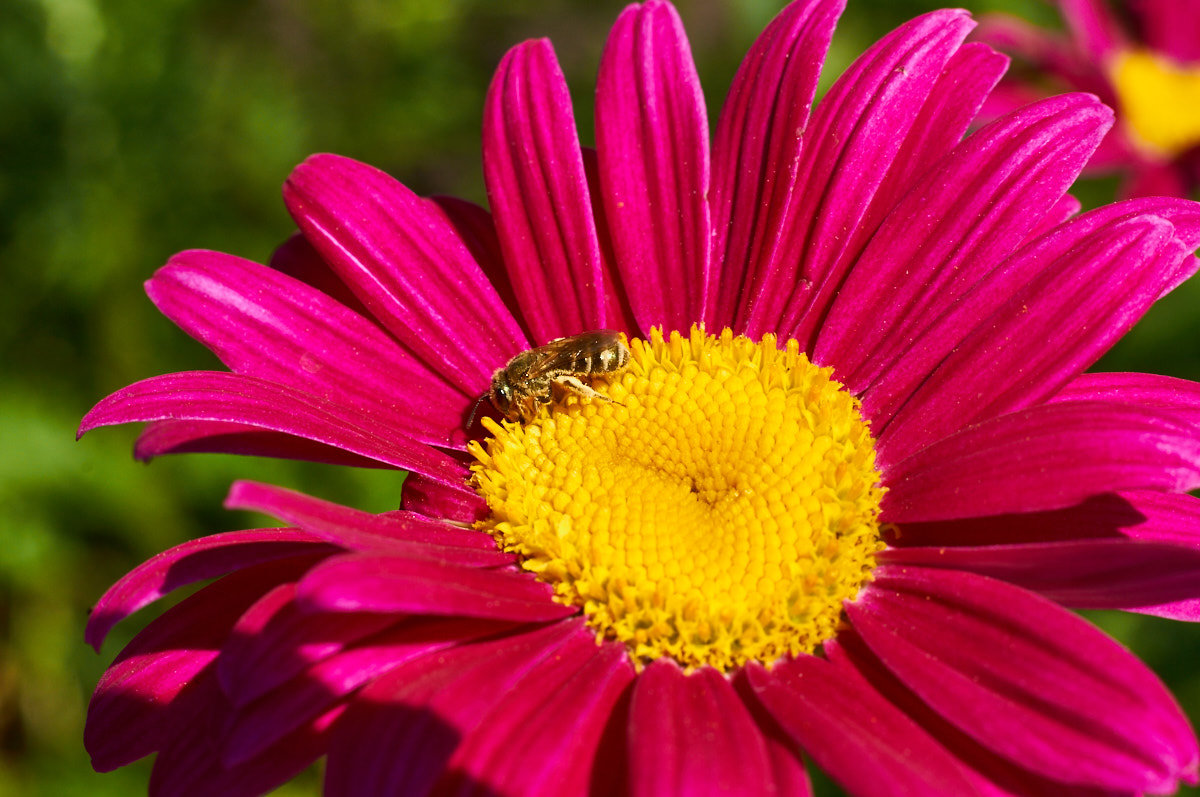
1111;49;1200;157
468;326;885;671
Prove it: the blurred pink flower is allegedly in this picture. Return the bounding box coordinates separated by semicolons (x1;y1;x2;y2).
977;0;1200;198
81;0;1200;794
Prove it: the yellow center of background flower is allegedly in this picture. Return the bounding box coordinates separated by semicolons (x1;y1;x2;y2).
469;326;885;671
1111;49;1200;157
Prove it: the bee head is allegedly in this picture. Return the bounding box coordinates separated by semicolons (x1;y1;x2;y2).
490;371;516;418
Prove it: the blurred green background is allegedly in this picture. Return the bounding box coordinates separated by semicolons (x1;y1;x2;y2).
3;0;1199;794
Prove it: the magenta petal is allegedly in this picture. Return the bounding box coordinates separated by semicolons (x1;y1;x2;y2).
133;420;391;468
862;197;1200;451
1115;491;1200;548
323;619;585;797
1126;159;1191;201
86;527;333;651
441;635;633;797
814;93;1112;389
211;707;348;797
1051;372;1200;428
882;401;1200;523
876;216;1186;461
224;480;507;563
971;17;1090;107
824;630;1135;797
880;538;1200;619
148;250;467;448
746;655;976;795
216;582;395;708
707;0;843;330
283;153;528;394
1136;0;1200;64
580;146;639;336
79;371;469;484
1088;122;1139;172
268;232;370;317
86;556;320;771
89;652;217;772
150;678;340;797
891;489;1200;550
871;41;1009;217
849;566;1199;792
740;9;976;340
400;472;489;525
430;195;530;341
729;674;814;796
628;661;788;797
223;617;504;767
596;0;711;333
296;551;574;622
483;39;606;341
1024;193;1082;242
1058;0;1125;61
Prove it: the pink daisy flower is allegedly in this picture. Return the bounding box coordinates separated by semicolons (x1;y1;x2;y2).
976;0;1200;198
79;0;1200;794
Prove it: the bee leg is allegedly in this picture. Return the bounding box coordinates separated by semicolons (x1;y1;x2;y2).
516;394;542;422
552;375;620;405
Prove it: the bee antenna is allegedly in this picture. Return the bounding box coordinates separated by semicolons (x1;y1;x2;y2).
465;393;490;430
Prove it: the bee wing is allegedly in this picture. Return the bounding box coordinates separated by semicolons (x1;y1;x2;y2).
525;330;626;379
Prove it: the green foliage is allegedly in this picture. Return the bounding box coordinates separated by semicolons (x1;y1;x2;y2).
2;1;1197;794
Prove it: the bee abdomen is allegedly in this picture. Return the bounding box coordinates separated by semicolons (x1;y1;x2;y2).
587;342;629;373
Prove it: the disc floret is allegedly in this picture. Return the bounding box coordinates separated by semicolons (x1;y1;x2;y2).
469;326;885;670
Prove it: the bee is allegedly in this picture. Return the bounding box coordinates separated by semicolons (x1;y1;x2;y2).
469;330;631;424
